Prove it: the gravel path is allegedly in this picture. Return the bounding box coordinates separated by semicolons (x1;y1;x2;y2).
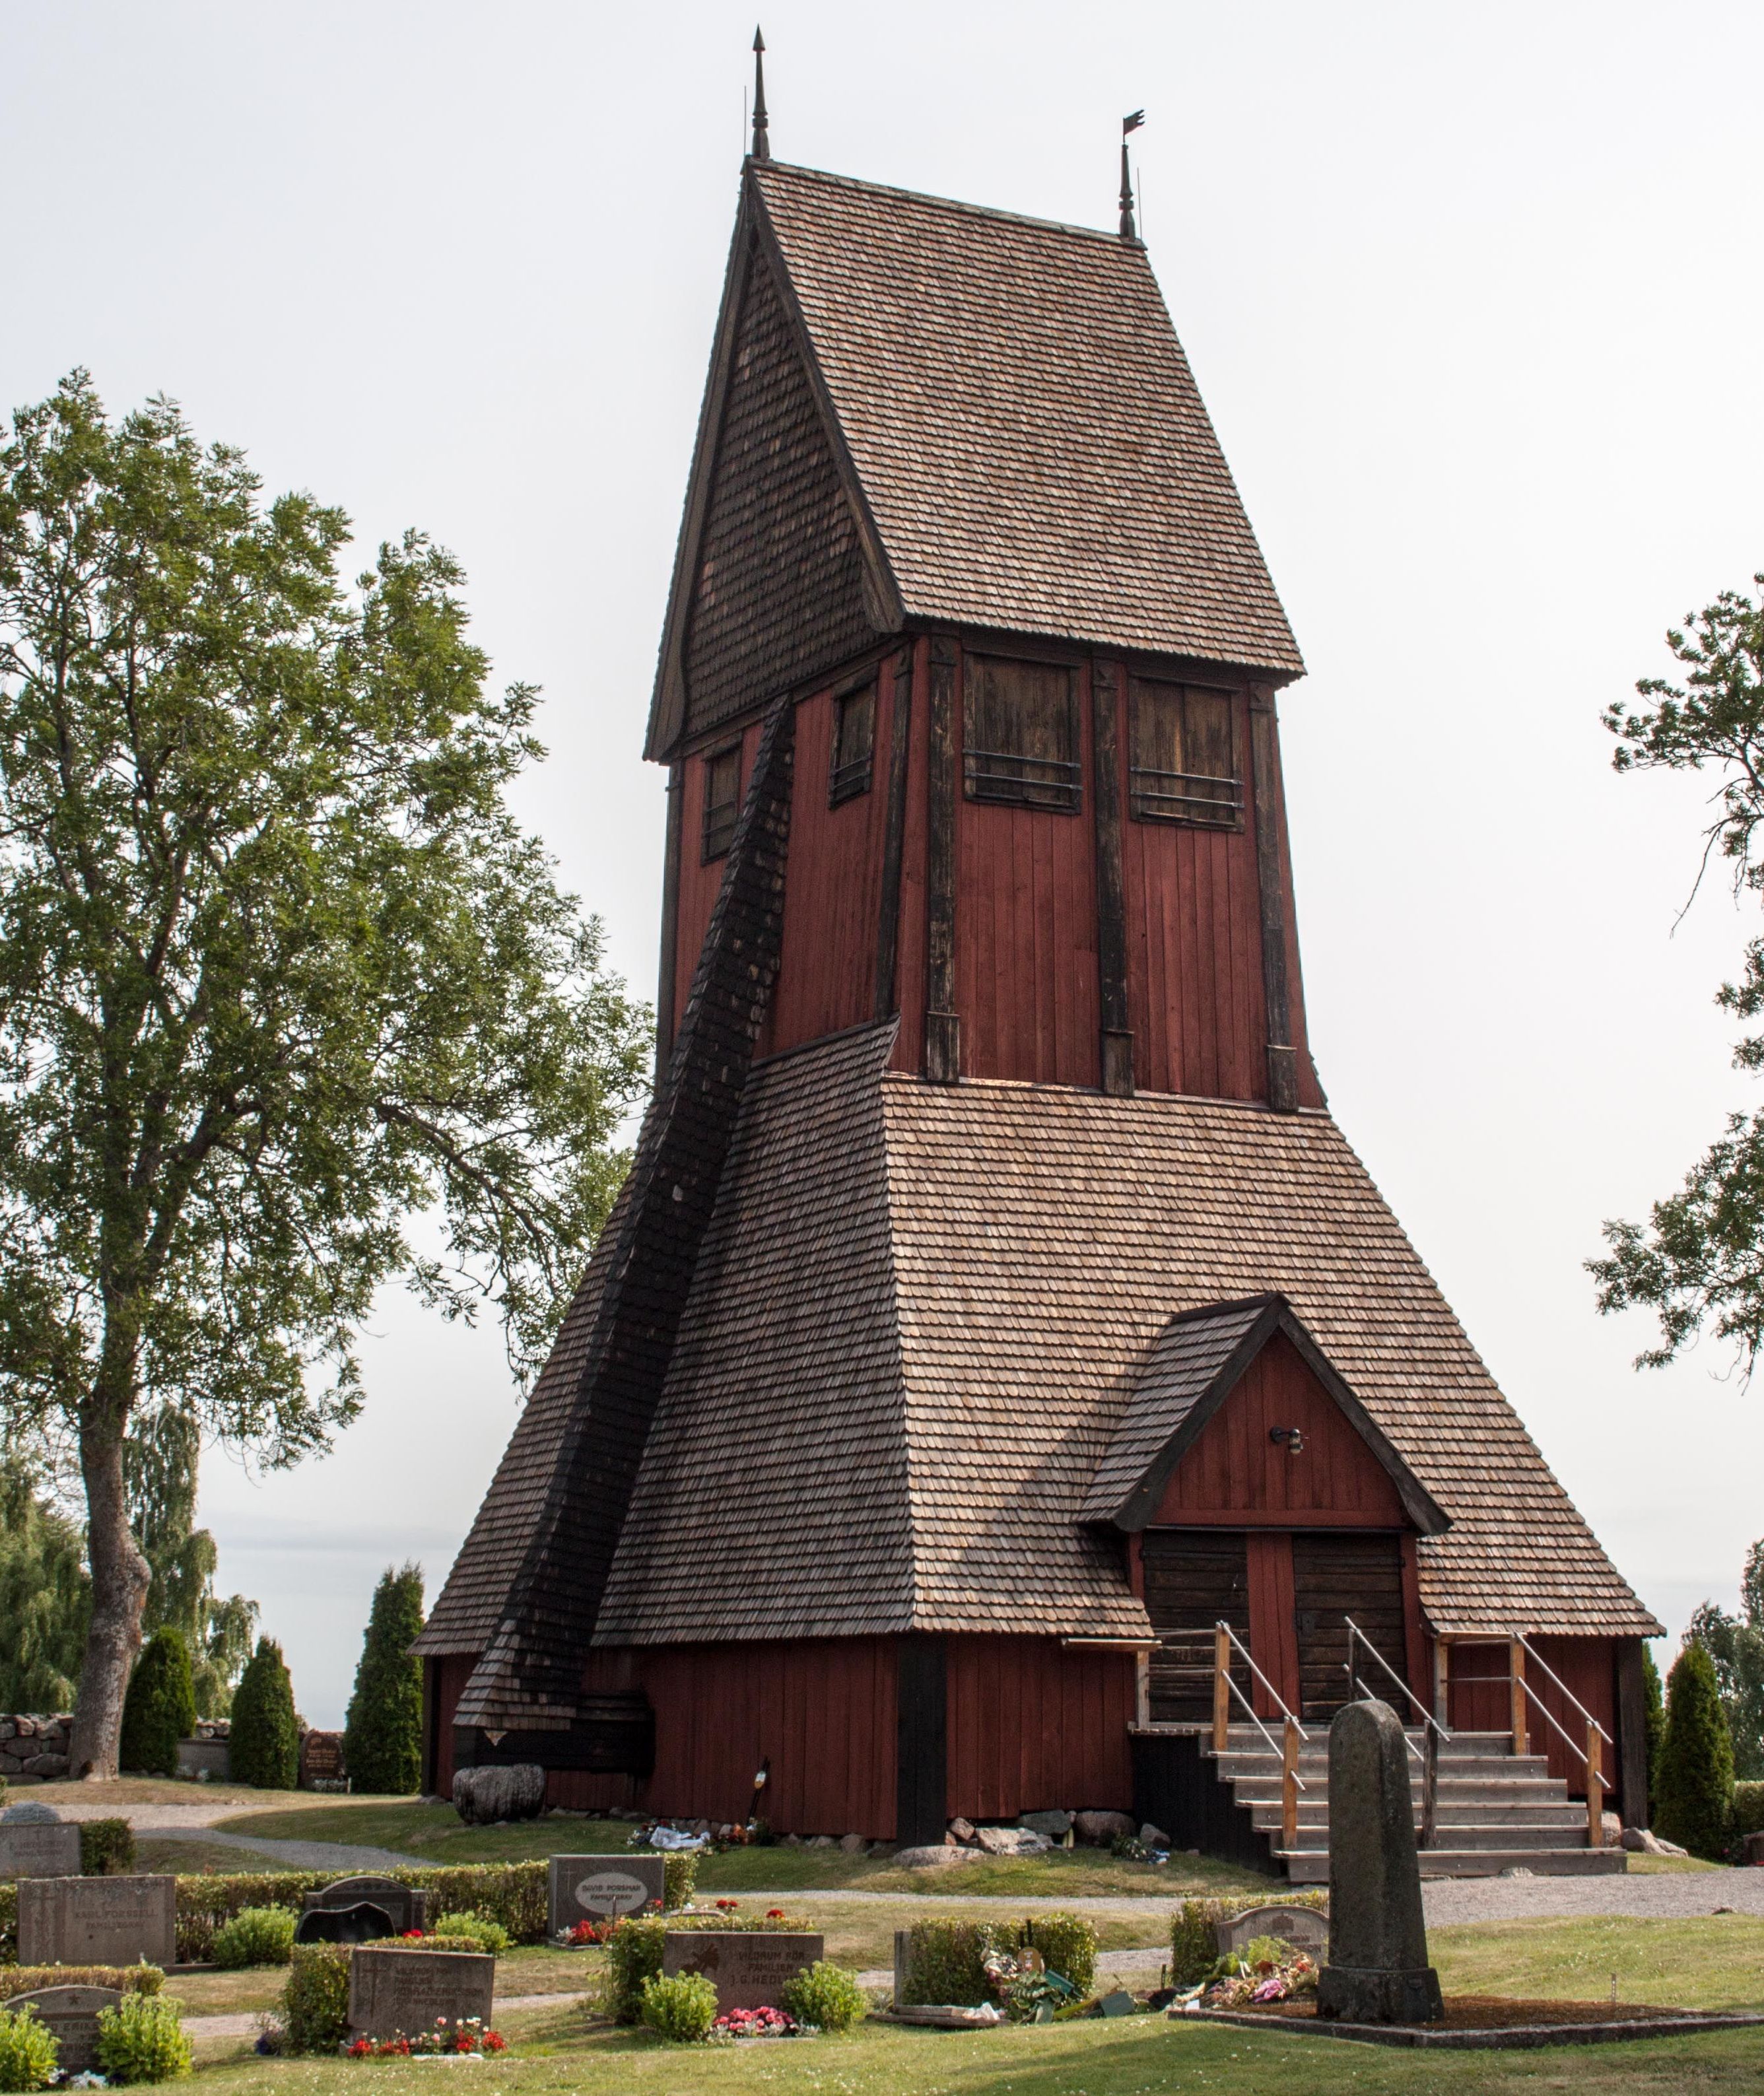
1423;1868;1764;1924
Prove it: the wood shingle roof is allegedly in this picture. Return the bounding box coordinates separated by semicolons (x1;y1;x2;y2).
648;160;1303;759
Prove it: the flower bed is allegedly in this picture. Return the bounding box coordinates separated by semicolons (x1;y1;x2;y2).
712;2006;797;2041
345;2018;506;2058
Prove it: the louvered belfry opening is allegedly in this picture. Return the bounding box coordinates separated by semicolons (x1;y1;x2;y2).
416;146;1662;1856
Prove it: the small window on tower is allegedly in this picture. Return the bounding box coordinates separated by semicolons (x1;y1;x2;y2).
829;681;876;805
1128;679;1242;827
702;744;743;860
963;655;1080;813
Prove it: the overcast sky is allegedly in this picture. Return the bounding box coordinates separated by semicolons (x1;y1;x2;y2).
5;1;1762;1724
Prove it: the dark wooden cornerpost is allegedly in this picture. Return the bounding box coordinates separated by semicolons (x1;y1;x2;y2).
656;760;683;1057
874;642;916;1018
1616;1637;1649;1830
924;636;961;1082
895;1633;948;1846
421;1659;441;1797
1248;685;1299;1113
1091;660;1133;1096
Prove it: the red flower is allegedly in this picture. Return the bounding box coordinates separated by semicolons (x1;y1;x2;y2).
483;2033;506;2053
766;1908;785;1920
715;1897;739;1910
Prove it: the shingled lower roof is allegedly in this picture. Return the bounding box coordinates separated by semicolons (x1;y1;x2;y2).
580;1027;1660;1646
648;160;1303;757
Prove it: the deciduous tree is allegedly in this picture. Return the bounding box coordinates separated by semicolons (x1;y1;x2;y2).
0;376;650;1774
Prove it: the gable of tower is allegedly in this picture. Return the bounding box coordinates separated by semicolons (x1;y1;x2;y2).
676;239;879;747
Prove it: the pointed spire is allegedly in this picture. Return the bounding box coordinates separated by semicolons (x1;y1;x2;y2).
1119;108;1144;242
751;27;771;161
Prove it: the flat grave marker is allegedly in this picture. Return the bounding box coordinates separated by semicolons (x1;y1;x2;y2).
17;1876;176;1968
547;1854;665;1936
5;1986;123;2072
347;1946;494;2041
662;1930;823;2013
0;1822;81;1879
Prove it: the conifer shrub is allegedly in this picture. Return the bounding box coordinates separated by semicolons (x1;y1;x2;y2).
343;1564;425;1796
1734;1780;1764;1838
1643;1644;1666;1817
119;1629;196;1777
79;1818;137;1876
228;1638;298;1790
1655;1642;1735;1859
211;1907;296;1969
0;2006;58;2093
283;1946;351;2054
94;1994;191;2083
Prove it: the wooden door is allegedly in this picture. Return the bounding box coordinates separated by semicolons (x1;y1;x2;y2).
1291;1532;1408;1722
1140;1530;1249;1723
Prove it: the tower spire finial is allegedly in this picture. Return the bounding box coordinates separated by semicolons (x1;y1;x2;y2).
751;27;770;161
1119;108;1144;242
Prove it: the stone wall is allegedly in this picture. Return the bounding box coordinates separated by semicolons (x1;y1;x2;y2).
0;1715;73;1781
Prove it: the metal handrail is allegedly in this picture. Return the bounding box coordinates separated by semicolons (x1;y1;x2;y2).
1516;1634;1613;1747
1344;1618;1452;1743
1519;1675;1600;1779
1345;1660;1427;1767
1216;1621;1312;1743
1216;1666;1308;1791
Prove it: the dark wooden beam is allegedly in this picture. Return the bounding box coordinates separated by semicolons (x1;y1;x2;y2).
874;642;916;1019
924;636;961;1083
1616;1637;1650;1830
895;1633;948;1846
1248;685;1299;1112
656;760;683;1058
1091;660;1134;1096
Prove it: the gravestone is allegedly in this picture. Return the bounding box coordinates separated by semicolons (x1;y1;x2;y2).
17;1876;176;1967
347;1946;495;2041
299;1731;345;1790
1316;1701;1442;2024
662;1930;823;2013
547;1854;665;1936
0;1821;82;1879
1214;1902;1330;1960
300;1874;430;1936
176;1736;230;1782
5;1986;122;2072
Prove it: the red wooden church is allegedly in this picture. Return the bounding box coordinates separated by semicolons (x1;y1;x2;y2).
416;101;1661;1876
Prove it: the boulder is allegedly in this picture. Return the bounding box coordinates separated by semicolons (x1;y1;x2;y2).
947;1817;977;1844
1019;1809;1073;1839
1601;1811;1623;1843
1620;1827;1687;1857
1139;1822;1172;1849
895;1843;980;1870
973;1825;1052;1856
1073;1809;1134;1845
809;1834;836;1848
452;1763;546;1826
838;1833;867;1853
22;1754;68;1778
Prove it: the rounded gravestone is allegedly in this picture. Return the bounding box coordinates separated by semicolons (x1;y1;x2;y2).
1316;1699;1442;2025
1;1801;61;1824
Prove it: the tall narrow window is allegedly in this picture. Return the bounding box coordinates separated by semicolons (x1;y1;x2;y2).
963;655;1080;813
1128;679;1242;827
829;680;876;805
702;744;742;860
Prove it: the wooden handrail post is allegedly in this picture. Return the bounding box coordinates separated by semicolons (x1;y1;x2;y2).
1421;1722;1439;1851
1433;1637;1450;1728
1586;1720;1604;1848
1509;1637;1528;1757
1281;1716;1300;1853
1134;1650;1151;1731
1213;1627;1231;1753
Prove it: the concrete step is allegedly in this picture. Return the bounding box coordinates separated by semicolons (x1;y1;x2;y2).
1229;1777;1573;1809
1258;1821;1592;1853
1281;1845;1627;1883
1244;1800;1588;1831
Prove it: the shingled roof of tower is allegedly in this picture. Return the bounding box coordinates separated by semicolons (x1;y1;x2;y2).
547;1026;1658;1647
646;161;1303;759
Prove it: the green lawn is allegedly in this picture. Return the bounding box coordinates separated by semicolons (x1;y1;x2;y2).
1431;1916;1764;2013
184;2011;1764;2095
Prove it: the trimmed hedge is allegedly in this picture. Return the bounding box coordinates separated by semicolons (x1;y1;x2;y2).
898;1914;1097;2009
0;1969;163;2002
284;1945;351;2055
79;1819;137;1877
1169;1893;1330;1986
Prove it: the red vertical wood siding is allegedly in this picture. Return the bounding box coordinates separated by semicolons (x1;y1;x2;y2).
944;1637;1134;1817
1259;692;1325;1110
952;653;1101;1088
1152;1335;1408;1526
768;670;895;1054
430;1655;477;1798
1116;678;1269;1102
1245;1534;1300;1716
669;718;763;1054
889;636;930;1071
1444;1637;1619;1794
